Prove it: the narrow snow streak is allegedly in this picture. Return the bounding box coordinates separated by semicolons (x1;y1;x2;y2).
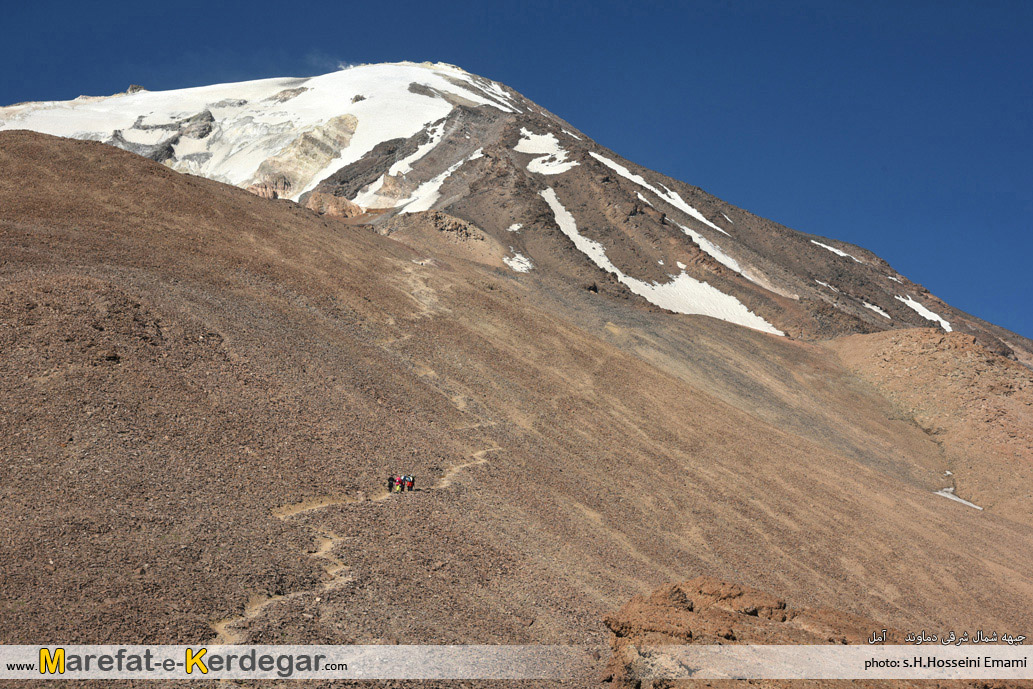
388;120;446;176
399;148;482;214
589;152;728;235
811;239;863;263
668;220;770;288
540;188;782;335
453;76;521;113
514;128;578;175
670;220;743;275
935;487;983;510
896;295;952;332
815;280;840;293
863;301;891;319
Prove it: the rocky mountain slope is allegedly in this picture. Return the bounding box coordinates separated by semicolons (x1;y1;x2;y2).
603;577;1029;688
2;133;1032;688
3;62;1029;359
829;330;1033;521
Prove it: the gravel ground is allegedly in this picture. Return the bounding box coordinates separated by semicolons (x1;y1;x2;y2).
2;132;1031;688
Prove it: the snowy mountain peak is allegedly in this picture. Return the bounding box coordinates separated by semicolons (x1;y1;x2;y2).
2;63;1029;359
0;62;517;201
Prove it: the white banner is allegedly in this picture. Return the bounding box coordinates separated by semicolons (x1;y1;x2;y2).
2;643;1030;680
628;644;1031;680
0;645;595;680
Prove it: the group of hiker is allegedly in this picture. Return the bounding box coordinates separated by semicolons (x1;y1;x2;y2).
387;474;416;493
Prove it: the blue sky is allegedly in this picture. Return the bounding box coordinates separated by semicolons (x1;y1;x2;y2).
3;1;1030;338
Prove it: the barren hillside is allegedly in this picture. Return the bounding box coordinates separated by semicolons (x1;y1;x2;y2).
1;132;1031;684
604;577;1030;688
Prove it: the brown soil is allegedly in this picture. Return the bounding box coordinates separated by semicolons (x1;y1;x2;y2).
828;329;1033;522
304;191;364;218
2;132;1032;687
603;576;1028;689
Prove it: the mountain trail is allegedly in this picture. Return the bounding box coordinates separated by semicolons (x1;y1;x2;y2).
401;262;446;319
437;447;499;488
209;442;501;644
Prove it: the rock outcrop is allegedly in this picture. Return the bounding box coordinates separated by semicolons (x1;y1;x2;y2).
245;113;358;199
302;190;364;218
603;577;1026;689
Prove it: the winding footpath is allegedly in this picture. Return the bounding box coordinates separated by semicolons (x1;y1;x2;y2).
209;444;501;644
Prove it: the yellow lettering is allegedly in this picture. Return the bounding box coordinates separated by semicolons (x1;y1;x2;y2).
185;648;208;675
39;648;65;675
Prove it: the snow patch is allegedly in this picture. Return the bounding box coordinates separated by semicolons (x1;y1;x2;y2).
934;487;982;510
506;223;523;233
863;301;891;319
514;128;578;175
589;152;729;236
477;80;522;113
119;128;172;146
637;192;654;207
669;220;743;275
388;120;446;176
562;129;581;140
351;175;389;207
540;188;782;335
888;276;902;283
503;250;534;273
437;69;520;114
399;148;482;213
353;143;482;209
0;62;513;201
721;212;734;224
895;295;952;332
815;280;840;293
811;239;863;263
